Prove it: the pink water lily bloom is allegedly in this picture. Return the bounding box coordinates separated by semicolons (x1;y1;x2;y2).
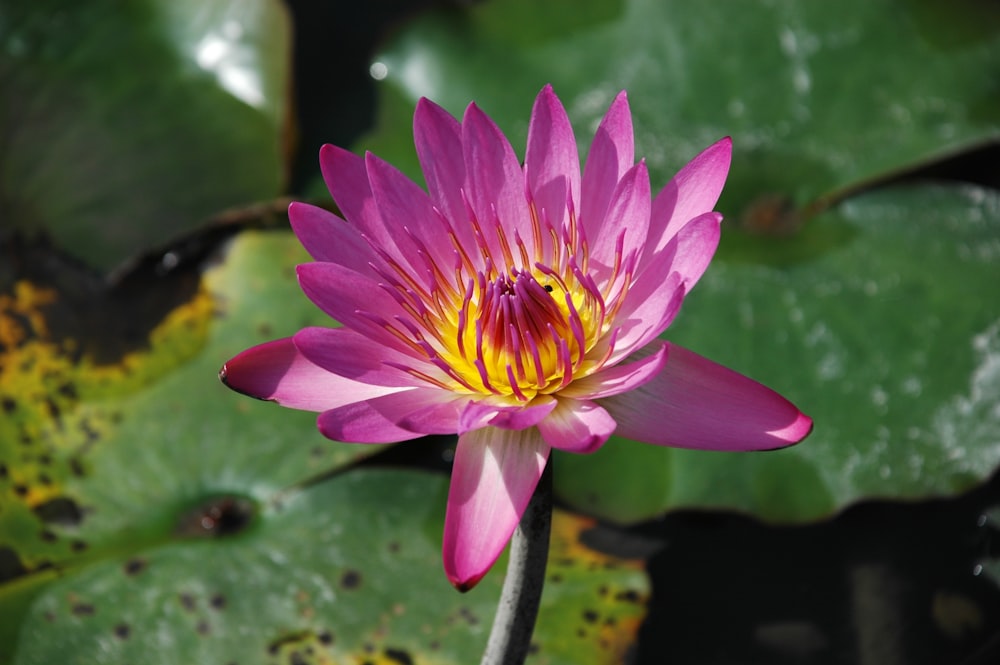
220;85;812;590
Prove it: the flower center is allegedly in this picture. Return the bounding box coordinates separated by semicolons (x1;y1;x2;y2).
439;265;604;400
367;198;635;403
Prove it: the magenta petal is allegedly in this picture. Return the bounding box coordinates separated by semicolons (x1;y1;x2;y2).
220;337;397;412
590;160;650;283
293;326;434;388
443;427;550;590
462;102;531;263
413;97;469;237
581;91;634;238
458;396;557;433
537;398;616;453
561;342;667;399
316;388;462;443
287;202;376;274
319;144;382;238
365;153;457;274
525;84;580;232
646;211;721;290
601;342;813;451
295;262;411;352
649;137;732;254
606;272;685;364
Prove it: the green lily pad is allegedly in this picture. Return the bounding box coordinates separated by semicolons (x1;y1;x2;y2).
0;0;290;270
361;0;1000;216
0;230;376;585
557;183;1000;523
5;469;648;665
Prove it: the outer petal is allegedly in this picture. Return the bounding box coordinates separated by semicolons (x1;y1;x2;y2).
293;326;440;388
605;272;685;364
581;91;634;238
561;342;667;399
537;398;616;453
316;388;464;443
366;152;458;274
287;202;377;275
462;102;531;266
458;395;558;433
219;337;399;412
413;97;470;239
443;427;550;590
590;160;650;287
319;145;422;277
600;342;813;451
648;211;722;290
525;84;580;236
296;262;413;354
649;137;732;254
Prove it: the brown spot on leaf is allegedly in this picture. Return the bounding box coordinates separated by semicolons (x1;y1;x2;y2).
317;630;333;645
114;623;131;639
175;496;255;538
340;569;362;590
179;593;197;611
385;647;414;665
210;593;227;610
0;547;28;583
72;602;95;616
582;609;599;623
124;558;147;576
32;496;84;526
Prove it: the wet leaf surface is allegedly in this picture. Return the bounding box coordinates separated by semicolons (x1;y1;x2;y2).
556;184;1000;523
0;0;290;270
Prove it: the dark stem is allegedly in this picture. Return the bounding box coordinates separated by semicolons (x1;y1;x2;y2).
481;457;553;665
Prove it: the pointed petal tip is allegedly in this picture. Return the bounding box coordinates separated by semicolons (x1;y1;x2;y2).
768;409;814;449
446;568;486;593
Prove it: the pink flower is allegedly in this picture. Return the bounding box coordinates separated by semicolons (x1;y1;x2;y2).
220;85;812;590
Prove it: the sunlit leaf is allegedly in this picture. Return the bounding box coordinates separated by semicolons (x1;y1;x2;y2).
0;0;290;270
558;184;1000;522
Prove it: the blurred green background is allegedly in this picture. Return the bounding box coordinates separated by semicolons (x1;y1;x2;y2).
2;0;999;663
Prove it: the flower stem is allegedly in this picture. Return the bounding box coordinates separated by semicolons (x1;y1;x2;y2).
481;457;553;665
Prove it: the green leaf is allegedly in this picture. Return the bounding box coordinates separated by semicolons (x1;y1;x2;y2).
362;0;1000;215
0;0;290;270
6;470;648;664
0;231;376;581
557;184;1000;523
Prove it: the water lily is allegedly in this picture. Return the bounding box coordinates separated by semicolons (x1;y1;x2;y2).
220;85;812;590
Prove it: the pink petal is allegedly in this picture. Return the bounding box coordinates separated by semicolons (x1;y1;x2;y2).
560;342;667;399
319;144;383;239
525;84;580;234
287;202;377;275
537;398;616;453
649;137;732;254
462;102;531;267
293;326;437;388
589;160;650;286
581;91;634;237
219;337;398;412
605;272;685;364
443;427;550;590
317;388;464;443
647;211;721;290
366;152;459;275
414;98;473;248
458;396;558;433
600;342;813;451
295;262;412;353
319;145;421;276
